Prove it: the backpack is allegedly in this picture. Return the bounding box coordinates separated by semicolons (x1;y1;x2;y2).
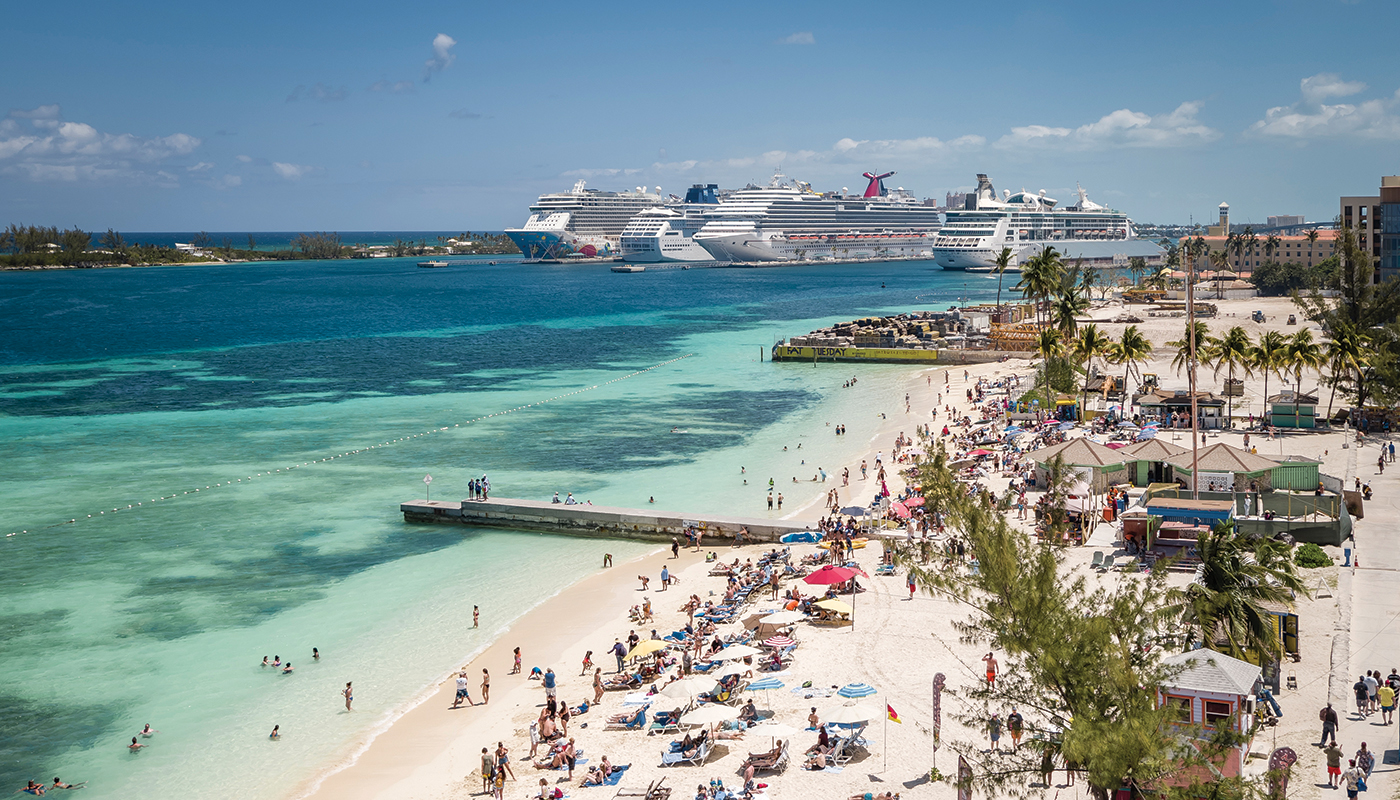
1320;707;1329;721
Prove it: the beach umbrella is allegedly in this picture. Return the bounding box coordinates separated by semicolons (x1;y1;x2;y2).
760;610;806;626
814;598;853;614
837;682;878;699
680;704;739;727
889;501;911;519
903;496;925;508
711;662;749;679
746;677;787;709
968;448;994;456
746;720;799;739
1137;428;1158;440
1117;421;1139;429
626;639;668;660
762;635;797;649
714;644;763;661
1057;422;1076;432
821;703;881;726
803;564;868;628
660;676;720;700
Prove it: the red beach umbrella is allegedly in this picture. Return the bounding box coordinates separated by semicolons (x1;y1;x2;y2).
803;564;869;628
889;501;911;519
904;496;926;508
763;635;797;648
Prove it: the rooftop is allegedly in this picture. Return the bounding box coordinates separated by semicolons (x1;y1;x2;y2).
1116;438;1190;460
1161;649;1262;696
1164;442;1280;473
1030;437;1124;468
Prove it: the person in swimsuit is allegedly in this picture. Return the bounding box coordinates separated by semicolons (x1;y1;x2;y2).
982;652;998;687
128;737;144;752
51;777;86;790
512;648;522;674
343;682;353;711
18;780;45;795
496;742;516;781
312;647;320;660
272;656;281;668
269;725;280;740
140;724;158;737
473;606;479;628
261;656;269;668
281;662;293;674
482;669;490;704
581;651;593;675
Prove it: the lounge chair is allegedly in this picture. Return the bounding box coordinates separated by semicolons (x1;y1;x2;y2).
648;705;688;736
613;778;670;800
1101;554;1116;572
1090;551;1104;570
741;739;789;774
660;739;713;767
603;674;642;692
605;707;647;730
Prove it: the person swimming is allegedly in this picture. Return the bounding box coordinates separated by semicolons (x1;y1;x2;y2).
282;662;294;674
261;656;270;668
312;647;320;660
128;737;144;751
269;725;280;740
140;724;158;737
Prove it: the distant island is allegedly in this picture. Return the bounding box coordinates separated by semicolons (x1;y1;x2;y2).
0;226;520;270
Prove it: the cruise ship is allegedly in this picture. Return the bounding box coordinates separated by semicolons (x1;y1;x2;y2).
618;184;722;262
932;174;1135;270
505;181;666;260
691;170;941;263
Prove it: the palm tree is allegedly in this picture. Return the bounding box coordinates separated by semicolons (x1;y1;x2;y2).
1250;330;1289;425
1264;234;1281;262
1208;248;1230;299
1167;519;1306;660
1073;323;1113;421
1107;324;1153;407
1323;322;1370;423
1212;326;1253;428
993;246;1014;313
1284;329;1325;428
1168;321;1216;378
1305;229;1319;264
1227;232;1244;271
1015;247;1065;326
1243;227;1258;267
1036;327;1066;414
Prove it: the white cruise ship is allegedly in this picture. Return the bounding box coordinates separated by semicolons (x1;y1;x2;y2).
691;170;941;263
505;181;666;260
932;174;1135;270
618;184;722;263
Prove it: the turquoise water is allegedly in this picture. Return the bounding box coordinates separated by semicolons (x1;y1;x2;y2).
0;256;995;797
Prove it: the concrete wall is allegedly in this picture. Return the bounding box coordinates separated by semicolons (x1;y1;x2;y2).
401;498;813;543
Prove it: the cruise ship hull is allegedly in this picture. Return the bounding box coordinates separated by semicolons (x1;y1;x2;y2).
698;231;935;263
505;229;612;260
619;237;714;263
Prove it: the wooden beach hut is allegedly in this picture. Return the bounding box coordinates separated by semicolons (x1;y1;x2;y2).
1158;649;1262;779
1116;438;1189;487
1029;438;1128;491
1267;390;1319;429
1164;443;1280;492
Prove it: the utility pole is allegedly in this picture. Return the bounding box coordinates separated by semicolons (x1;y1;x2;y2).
1188;239;1200;500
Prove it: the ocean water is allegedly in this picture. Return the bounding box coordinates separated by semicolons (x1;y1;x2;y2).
0;255;997;798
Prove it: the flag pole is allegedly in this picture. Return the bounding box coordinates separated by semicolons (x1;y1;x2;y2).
883;705;888;772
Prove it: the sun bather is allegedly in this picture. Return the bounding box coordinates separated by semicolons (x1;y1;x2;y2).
581;755;614;786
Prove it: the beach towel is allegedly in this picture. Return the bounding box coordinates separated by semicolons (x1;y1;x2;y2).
599;765;631;786
789;686;834;699
821;766;844;774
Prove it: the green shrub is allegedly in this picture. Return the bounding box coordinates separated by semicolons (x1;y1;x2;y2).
1294;542;1332;568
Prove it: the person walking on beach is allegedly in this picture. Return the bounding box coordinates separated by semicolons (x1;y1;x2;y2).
1007;708;1024;751
513;647;522;674
1324;743;1344;787
593;668;605;703
581;651;593;675
671;538;680;558
611;640;627;672
473;605;480;629
342;682;354;711
482;669;491;703
1320;702;1339;744
982;652;999;687
988;713;1002;752
481;748;496;794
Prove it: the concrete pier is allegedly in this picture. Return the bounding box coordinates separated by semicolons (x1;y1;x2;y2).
401;498;814;543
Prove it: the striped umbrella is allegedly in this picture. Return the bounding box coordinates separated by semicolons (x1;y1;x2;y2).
746;676;786;708
837;682;877;699
763;635;797;649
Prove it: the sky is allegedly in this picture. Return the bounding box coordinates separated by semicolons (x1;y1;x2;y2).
1;0;1398;231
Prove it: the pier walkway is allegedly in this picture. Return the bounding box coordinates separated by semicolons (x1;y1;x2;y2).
401;498;814;543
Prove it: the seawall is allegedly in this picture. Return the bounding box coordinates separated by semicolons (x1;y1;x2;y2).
401;497;814;543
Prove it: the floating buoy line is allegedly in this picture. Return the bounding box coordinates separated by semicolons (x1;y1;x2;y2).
4;354;693;539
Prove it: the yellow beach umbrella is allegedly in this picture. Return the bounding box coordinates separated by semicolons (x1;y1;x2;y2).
627;639;668;660
814;598;853;614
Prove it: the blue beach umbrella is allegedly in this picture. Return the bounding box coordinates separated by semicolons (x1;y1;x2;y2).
837;682;877;699
1057;422;1076;432
1137;428;1158;440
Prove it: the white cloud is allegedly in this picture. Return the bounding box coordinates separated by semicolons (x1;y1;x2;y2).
779;31;815;45
0;105;201;184
236;154;253;163
423;33;457;81
272;162;311;179
370;79;416;94
1249;74;1400;140
1300;73;1366;104
187;161;214;172
286;83;349;103
995;102;1218;149
218;174;241;188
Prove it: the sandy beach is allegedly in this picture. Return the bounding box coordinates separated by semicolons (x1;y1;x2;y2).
297;291;1366;800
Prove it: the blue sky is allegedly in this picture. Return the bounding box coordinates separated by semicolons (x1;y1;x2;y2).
2;0;1397;231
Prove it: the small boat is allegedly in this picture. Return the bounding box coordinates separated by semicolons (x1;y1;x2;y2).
611;265;646;273
670;427;688;434
417;260;450;268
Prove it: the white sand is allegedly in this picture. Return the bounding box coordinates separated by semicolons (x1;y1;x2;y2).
298;293;1360;800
